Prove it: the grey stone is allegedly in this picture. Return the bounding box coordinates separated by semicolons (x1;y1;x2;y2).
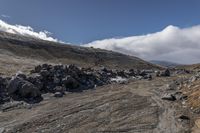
161;93;176;101
54;92;63;98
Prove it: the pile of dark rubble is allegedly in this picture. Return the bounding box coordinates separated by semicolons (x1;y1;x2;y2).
156;69;171;77
0;64;171;105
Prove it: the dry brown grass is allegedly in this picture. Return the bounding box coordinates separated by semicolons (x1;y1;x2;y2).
182;81;200;109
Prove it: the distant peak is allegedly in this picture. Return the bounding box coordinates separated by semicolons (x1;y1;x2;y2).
0;19;58;42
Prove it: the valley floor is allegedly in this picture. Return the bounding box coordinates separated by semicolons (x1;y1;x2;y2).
0;76;196;133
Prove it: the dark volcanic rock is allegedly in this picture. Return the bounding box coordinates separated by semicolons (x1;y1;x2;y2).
0;77;9;104
0;64;159;105
27;74;43;90
53;86;65;94
140;70;148;77
7;76;42;103
19;82;41;99
62;76;80;91
40;70;50;78
179;115;190;120
160;69;170;77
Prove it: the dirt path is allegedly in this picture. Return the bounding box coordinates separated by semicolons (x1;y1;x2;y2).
0;77;192;133
126;77;190;133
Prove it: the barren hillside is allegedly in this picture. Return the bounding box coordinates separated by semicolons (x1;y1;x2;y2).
0;31;161;76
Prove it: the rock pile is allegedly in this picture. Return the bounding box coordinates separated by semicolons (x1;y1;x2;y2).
0;64;155;104
161;78;188;102
0;77;10;104
156;69;171;77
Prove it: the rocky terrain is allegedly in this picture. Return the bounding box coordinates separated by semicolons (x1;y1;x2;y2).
0;32;200;133
0;64;157;105
0;63;198;133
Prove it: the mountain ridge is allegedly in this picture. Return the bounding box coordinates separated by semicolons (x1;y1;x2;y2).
150;60;181;68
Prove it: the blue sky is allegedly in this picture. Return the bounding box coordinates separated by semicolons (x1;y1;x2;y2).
0;0;200;44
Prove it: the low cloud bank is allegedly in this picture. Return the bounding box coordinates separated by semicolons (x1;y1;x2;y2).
84;25;200;64
0;19;58;42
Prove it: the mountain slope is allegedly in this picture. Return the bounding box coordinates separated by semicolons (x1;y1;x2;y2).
0;31;161;75
176;63;200;71
150;60;180;68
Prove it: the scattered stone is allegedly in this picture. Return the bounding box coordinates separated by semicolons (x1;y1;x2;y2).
160;69;170;77
139;70;147;77
179;115;190;120
110;76;127;83
155;71;161;77
0;101;24;112
54;92;64;98
179;95;188;101
143;74;152;80
193;108;200;114
161;93;176;101
53;86;65;94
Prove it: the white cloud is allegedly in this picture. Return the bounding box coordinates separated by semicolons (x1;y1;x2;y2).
84;25;200;64
0;19;58;42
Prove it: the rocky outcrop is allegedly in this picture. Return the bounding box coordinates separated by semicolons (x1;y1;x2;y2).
0;64;155;104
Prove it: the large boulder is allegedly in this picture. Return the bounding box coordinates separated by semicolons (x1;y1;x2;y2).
160;69;170;77
139;70;148;77
34;65;42;73
27;73;43;90
143;74;152;80
62;76;80;91
128;69;136;76
7;77;23;94
7;77;42;102
16;72;27;80
18;82;41;98
117;70;128;78
40;70;50;78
